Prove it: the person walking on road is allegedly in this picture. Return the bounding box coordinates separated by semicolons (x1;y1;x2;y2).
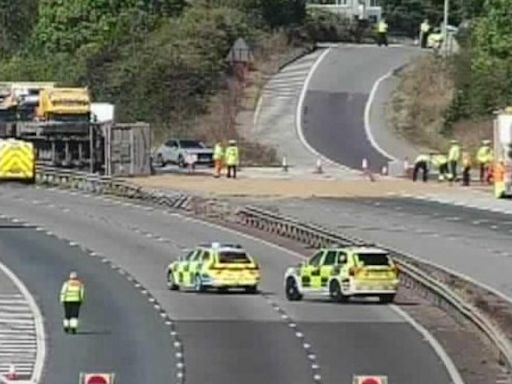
213;141;224;178
476;139;493;183
461;151;472;186
377;19;389;47
447;139;461;182
413;153;430;182
419;19;431;48
225;139;240;179
60;271;84;334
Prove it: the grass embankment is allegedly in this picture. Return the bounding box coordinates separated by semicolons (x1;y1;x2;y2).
389;55;493;154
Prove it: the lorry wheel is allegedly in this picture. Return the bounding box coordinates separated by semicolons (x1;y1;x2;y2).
244;285;258;294
285;277;302;301
329;280;348;303
379;294;395;304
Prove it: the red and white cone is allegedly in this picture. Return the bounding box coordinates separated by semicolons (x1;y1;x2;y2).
315;159;323;174
5;364;16;380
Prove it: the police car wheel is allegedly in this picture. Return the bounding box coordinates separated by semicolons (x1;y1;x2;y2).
285;277;302;301
329;280;348;303
167;272;179;291
379;294;395;304
194;275;206;293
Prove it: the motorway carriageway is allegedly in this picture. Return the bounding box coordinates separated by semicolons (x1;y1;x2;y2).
0;184;455;384
0;217;175;383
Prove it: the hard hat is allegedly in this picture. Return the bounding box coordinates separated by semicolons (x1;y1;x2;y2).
69;271;78;279
228;139;236;144
482;139;491;144
211;242;220;249
450;139;458;144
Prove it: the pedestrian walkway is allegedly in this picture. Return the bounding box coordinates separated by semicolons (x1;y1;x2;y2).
0;270;37;381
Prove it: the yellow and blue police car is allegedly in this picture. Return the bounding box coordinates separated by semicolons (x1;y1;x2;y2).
284;246;399;303
166;243;260;293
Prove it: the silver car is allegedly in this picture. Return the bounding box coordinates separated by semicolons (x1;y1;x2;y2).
155;139;214;168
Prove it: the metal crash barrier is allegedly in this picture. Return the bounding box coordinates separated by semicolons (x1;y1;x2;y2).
35;166;512;372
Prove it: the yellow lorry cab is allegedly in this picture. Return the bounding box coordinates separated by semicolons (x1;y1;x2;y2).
166;243;260;293
37;87;91;122
0;139;35;183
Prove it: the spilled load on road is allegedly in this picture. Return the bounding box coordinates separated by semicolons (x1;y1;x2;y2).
0;138;35;183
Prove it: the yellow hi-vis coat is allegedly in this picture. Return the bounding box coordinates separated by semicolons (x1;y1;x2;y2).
420;21;431;33
476;145;493;164
448;144;461;162
213;143;224;161
60;279;84;303
225;145;239;166
378;21;388;33
431;154;447;167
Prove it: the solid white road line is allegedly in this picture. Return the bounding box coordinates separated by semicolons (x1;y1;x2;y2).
364;70;399;162
295;47;355;172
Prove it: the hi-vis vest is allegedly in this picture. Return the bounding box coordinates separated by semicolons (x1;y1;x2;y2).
476;145;493;164
420;22;430;33
431;154;447;167
448;144;461;161
378;21;388;33
60;279;84;303
225;146;239;166
213;143;224;161
415;154;430;163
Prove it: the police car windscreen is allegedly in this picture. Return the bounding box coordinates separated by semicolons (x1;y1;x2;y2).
219;251;251;264
357;253;391;266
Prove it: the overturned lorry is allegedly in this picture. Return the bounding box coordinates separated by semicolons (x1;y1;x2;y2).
0;82;151;176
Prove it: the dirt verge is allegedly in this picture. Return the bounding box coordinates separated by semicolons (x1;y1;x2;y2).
130;174;457;199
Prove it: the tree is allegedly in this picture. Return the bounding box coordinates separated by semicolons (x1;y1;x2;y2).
0;0;38;55
33;0;186;53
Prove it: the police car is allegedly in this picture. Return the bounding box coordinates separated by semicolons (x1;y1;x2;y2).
284;246;399;303
166;243;260;293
